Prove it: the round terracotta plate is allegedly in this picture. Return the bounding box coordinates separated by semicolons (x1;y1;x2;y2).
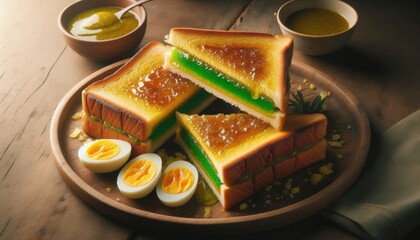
50;60;370;234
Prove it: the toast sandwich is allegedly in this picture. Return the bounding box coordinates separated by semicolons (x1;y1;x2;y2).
82;41;215;155
176;112;327;209
165;28;293;130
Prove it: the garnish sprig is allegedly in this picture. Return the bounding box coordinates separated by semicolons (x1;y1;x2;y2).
289;90;327;114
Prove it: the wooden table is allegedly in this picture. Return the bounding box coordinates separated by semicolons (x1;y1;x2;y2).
1;0;419;239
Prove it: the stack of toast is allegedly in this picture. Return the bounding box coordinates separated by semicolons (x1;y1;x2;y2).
82;28;327;209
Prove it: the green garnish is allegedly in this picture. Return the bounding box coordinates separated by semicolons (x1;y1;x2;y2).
289;90;327;114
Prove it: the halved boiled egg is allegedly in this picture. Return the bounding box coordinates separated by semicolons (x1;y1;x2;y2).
117;153;162;199
78;139;131;173
156;160;198;207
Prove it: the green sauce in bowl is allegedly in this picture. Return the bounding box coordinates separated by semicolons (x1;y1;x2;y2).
286;8;349;36
68;7;139;41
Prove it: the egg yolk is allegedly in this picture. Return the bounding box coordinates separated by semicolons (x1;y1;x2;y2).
86;140;120;160
122;160;157;187
161;167;194;194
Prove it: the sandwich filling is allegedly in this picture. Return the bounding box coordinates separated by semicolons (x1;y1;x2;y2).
169;48;287;116
87;88;212;146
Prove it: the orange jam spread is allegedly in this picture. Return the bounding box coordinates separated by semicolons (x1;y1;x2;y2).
86;139;120;160
161;167;194;194
122;160;157;187
122;67;193;108
189;114;271;154
198;45;265;81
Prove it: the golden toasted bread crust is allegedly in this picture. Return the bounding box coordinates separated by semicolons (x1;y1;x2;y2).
83;93;147;141
220;140;327;209
176;113;327;209
222;114;327;185
84;41;165;98
83;115;149;156
82;41;166;141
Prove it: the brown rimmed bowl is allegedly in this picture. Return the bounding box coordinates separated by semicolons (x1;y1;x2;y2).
277;0;358;56
58;0;147;61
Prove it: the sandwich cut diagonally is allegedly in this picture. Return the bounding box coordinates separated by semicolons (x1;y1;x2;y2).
165;28;293;130
82;41;215;155
176;112;327;209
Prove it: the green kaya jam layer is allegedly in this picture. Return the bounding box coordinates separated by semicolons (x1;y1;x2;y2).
180;128;223;190
180;128;320;189
171;48;278;115
89;88;212;145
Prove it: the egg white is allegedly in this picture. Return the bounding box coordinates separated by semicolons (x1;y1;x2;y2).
78;139;131;173
117;153;162;199
156;160;198;207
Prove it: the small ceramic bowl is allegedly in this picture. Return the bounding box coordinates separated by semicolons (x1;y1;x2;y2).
58;0;147;61
277;0;357;56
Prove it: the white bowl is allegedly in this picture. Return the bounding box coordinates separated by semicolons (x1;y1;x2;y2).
277;0;358;56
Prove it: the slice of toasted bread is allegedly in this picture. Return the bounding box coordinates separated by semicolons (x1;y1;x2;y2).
176;113;327;209
82;41;215;155
165;28;293;130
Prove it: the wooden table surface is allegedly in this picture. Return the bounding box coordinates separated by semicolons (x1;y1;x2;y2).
1;0;419;239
